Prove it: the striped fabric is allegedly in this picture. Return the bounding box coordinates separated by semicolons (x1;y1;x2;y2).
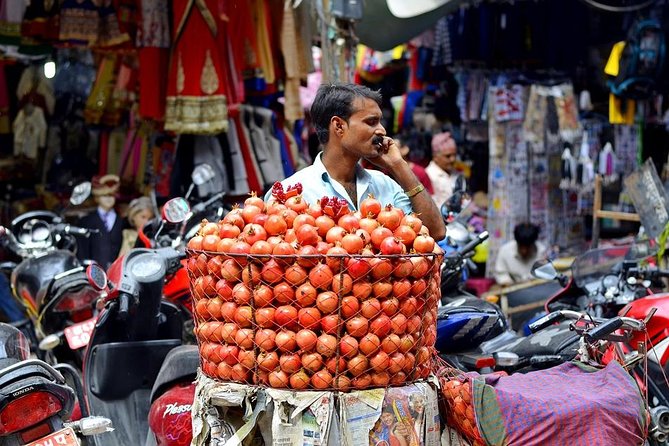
469;361;647;446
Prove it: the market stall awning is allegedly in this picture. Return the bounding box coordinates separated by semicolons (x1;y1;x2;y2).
356;0;466;51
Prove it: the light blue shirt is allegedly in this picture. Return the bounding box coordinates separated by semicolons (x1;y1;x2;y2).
264;152;412;214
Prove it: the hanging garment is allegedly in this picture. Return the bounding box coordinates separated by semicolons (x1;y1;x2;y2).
554;83;581;142
13;104;47;159
231;112;262;193
21;0;60;42
59;0;129;47
17;65;55;116
136;0;170;121
251;0;276;85
165;0;228;134
0;0;26;45
193;136;228;197
609;94;635;125
523;85;547;145
84;53;119;125
225;119;251;195
280;0;305;122
245;106;285;187
0;63;9;134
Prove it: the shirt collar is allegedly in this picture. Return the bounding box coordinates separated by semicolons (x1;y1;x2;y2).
314;151;371;185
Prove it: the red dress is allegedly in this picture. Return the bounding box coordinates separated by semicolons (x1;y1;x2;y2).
164;0;228;134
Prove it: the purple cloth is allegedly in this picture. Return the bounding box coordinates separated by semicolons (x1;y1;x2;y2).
471;361;647;446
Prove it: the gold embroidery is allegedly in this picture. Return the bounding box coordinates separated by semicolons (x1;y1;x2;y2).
200;50;219;95
176;53;185;94
165;95;228;134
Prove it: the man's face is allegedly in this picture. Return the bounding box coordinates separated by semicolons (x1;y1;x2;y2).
434;145;457;173
336;98;386;159
517;243;534;260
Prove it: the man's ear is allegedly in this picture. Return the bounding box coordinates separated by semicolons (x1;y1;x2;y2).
331;117;346;137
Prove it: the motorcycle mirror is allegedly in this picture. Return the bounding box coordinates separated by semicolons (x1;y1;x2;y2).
86;263;108;291
191;164;216;186
39;334;61;351
445;221;470;246
162;197;191;224
531;259;559;281
70;182;92;206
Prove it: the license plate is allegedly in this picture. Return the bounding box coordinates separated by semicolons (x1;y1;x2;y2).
63;318;96;350
26;427;80;446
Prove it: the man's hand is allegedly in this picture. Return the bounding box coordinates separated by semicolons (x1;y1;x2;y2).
365;136;405;172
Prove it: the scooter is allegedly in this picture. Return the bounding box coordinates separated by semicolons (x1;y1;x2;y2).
0;321;112;446
0;182;104;367
83;198;191;446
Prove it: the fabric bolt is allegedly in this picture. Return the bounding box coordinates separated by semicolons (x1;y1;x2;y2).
265;152;413;215
13;105;47;159
165;0;228;134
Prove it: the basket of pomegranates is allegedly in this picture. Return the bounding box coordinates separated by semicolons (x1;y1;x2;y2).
186;183;442;391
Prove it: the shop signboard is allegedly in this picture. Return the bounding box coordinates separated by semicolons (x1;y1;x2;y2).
623;159;669;239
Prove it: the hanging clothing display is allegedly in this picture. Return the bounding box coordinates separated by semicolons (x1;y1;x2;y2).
13;104;47;159
59;0;129;47
164;0;228;134
136;0;170;121
0;0;26;45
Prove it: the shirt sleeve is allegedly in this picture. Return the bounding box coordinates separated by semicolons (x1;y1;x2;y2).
493;246;514;285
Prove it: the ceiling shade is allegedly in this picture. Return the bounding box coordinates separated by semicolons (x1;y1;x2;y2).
356;0;466;51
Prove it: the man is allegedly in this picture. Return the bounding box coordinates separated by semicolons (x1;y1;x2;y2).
267;83;445;240
493;222;546;286
77;174;124;269
425;131;461;208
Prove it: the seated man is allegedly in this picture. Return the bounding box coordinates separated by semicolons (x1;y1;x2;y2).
493;222;546;286
266;83;445;241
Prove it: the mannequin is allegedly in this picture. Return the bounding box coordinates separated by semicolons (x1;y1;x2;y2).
76;174;124;269
119;196;154;256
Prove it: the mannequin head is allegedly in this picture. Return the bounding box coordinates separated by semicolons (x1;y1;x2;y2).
127;196;154;230
92;174;120;212
95;195;116;211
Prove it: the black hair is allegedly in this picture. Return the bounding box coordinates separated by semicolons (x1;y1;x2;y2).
310;83;382;145
514;222;540;247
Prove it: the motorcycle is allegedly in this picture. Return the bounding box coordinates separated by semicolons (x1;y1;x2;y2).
83;197;193;446
0;321;112;446
0;183;104;366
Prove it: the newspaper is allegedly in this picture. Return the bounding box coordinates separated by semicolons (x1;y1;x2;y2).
441;426;473;446
339;389;386;446
264;389;333;446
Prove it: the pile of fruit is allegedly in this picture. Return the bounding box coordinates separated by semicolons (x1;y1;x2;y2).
187;186;442;390
440;378;486;446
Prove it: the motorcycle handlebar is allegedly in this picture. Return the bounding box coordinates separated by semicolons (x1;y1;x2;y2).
585;317;624;343
191;191;227;214
118;293;130;321
460;231;489;257
56;224;98;237
528;311;564;333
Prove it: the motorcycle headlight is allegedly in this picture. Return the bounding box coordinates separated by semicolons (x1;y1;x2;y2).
128;253;166;282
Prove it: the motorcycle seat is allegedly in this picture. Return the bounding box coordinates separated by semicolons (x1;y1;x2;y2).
488;322;580;358
150;345;199;403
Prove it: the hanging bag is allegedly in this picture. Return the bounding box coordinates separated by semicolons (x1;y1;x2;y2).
608;18;666;100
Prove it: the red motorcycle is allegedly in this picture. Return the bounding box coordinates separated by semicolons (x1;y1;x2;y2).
530;243;669;445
